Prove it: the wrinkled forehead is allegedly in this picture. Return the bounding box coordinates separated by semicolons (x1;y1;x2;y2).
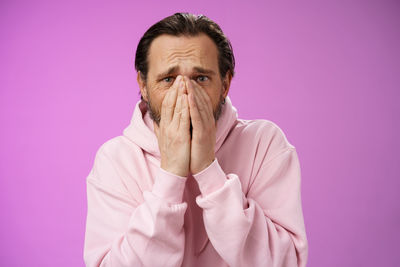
147;33;219;76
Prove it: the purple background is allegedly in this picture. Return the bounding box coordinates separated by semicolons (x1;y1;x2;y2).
1;1;399;266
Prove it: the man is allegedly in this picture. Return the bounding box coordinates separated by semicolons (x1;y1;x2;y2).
83;12;308;267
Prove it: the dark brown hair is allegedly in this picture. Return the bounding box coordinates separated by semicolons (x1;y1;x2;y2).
134;12;235;82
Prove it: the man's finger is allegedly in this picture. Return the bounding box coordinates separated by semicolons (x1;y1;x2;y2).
189;80;208;113
162;75;182;124
161;87;178;124
171;94;183;129
180;76;187;95
188;89;203;129
170;77;187;125
189;80;210;124
195;81;213;115
179;94;190;132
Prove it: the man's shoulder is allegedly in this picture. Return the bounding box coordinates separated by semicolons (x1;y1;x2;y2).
88;135;144;193
90;135;142;177
235;118;282;132
231;118;295;152
94;133;146;158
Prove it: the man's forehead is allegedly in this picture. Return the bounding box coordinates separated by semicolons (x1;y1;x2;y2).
147;34;219;74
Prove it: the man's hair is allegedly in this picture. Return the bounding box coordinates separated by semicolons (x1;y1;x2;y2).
135;12;235;82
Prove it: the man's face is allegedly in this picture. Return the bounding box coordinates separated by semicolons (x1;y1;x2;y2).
138;33;231;125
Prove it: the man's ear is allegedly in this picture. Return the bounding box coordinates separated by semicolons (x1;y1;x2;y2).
137;71;148;101
222;71;232;98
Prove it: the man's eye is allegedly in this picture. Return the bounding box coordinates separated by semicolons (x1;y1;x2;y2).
196;76;209;82
163;77;174;83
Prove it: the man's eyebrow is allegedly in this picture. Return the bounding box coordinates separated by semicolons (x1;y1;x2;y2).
156;66;179;80
193;66;216;75
156;66;216;80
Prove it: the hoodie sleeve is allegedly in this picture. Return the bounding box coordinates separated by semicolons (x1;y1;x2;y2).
83;147;188;267
193;148;308;267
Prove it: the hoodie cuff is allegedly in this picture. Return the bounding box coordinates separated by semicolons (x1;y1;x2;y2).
152;168;187;204
192;159;227;196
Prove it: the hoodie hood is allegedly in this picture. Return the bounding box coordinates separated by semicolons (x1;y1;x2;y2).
122;96;238;159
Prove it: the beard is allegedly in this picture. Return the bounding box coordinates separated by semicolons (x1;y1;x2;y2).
145;93;225;137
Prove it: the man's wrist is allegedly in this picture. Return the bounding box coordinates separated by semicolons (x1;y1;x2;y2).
191;157;215;175
152;167;187;203
192;159;227;196
161;161;188;177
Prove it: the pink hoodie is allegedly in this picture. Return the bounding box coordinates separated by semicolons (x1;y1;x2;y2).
83;96;308;267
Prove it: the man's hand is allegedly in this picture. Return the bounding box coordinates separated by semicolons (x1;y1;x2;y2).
154;75;191;177
187;79;216;175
